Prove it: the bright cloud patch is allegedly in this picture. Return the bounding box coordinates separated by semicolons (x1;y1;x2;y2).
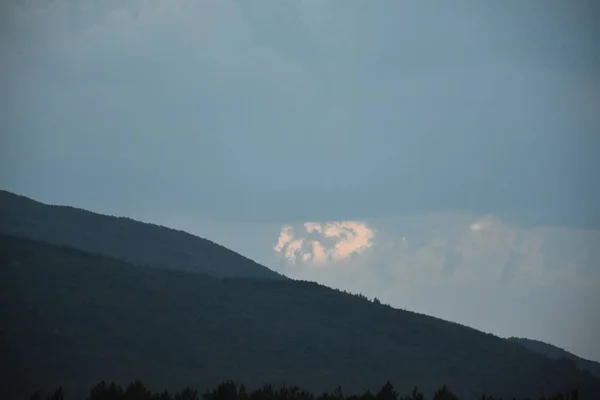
274;221;375;264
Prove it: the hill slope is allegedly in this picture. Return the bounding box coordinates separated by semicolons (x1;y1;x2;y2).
0;190;283;279
1;234;599;400
507;337;600;378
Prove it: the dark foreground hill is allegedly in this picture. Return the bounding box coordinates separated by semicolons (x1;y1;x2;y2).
0;190;283;279
2;235;599;400
507;337;600;378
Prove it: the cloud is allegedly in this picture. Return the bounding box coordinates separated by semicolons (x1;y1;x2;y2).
274;225;294;253
274;220;375;265
274;225;305;260
277;213;600;291
309;240;328;263
469;221;486;232
273;213;576;295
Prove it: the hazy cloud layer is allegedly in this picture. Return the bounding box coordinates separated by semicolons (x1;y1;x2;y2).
274;215;600;288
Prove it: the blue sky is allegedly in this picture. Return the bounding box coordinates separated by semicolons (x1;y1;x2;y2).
2;1;599;361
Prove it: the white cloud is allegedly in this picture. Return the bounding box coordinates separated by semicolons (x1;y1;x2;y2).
273;220;375;265
310;240;328;263
274;225;294;253
304;222;323;234
469;221;485;232
273;225;306;261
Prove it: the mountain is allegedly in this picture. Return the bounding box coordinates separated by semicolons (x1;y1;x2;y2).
2;234;599;400
0;190;284;280
507;337;600;378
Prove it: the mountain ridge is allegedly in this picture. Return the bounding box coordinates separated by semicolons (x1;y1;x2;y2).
2;233;599;400
507;337;600;378
0;190;284;280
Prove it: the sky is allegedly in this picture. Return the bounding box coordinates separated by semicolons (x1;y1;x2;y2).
1;1;600;361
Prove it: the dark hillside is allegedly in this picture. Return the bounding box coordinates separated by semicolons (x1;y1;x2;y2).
1;234;599;400
0;190;284;279
507;337;600;378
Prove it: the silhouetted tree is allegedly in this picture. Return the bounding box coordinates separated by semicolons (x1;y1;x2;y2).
277;385;312;400
175;387;199;400
153;390;173;400
31;378;589;400
47;387;65;400
204;381;239;400
238;385;248;400
332;386;343;400
358;390;374;400
568;389;579;400
89;381;124;400
432;385;459;400
250;384;275;400
374;381;397;400
124;380;152;400
401;387;424;400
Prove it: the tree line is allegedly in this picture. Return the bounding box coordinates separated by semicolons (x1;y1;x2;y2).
31;379;580;400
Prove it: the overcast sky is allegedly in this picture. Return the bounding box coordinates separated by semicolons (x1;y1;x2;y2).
2;1;600;361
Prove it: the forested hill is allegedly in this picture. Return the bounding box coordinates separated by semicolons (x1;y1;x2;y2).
508;337;600;378
0;190;284;279
2;234;599;400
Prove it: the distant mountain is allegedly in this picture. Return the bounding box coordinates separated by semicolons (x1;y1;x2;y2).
2;234;599;400
507;337;600;378
0;190;284;280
